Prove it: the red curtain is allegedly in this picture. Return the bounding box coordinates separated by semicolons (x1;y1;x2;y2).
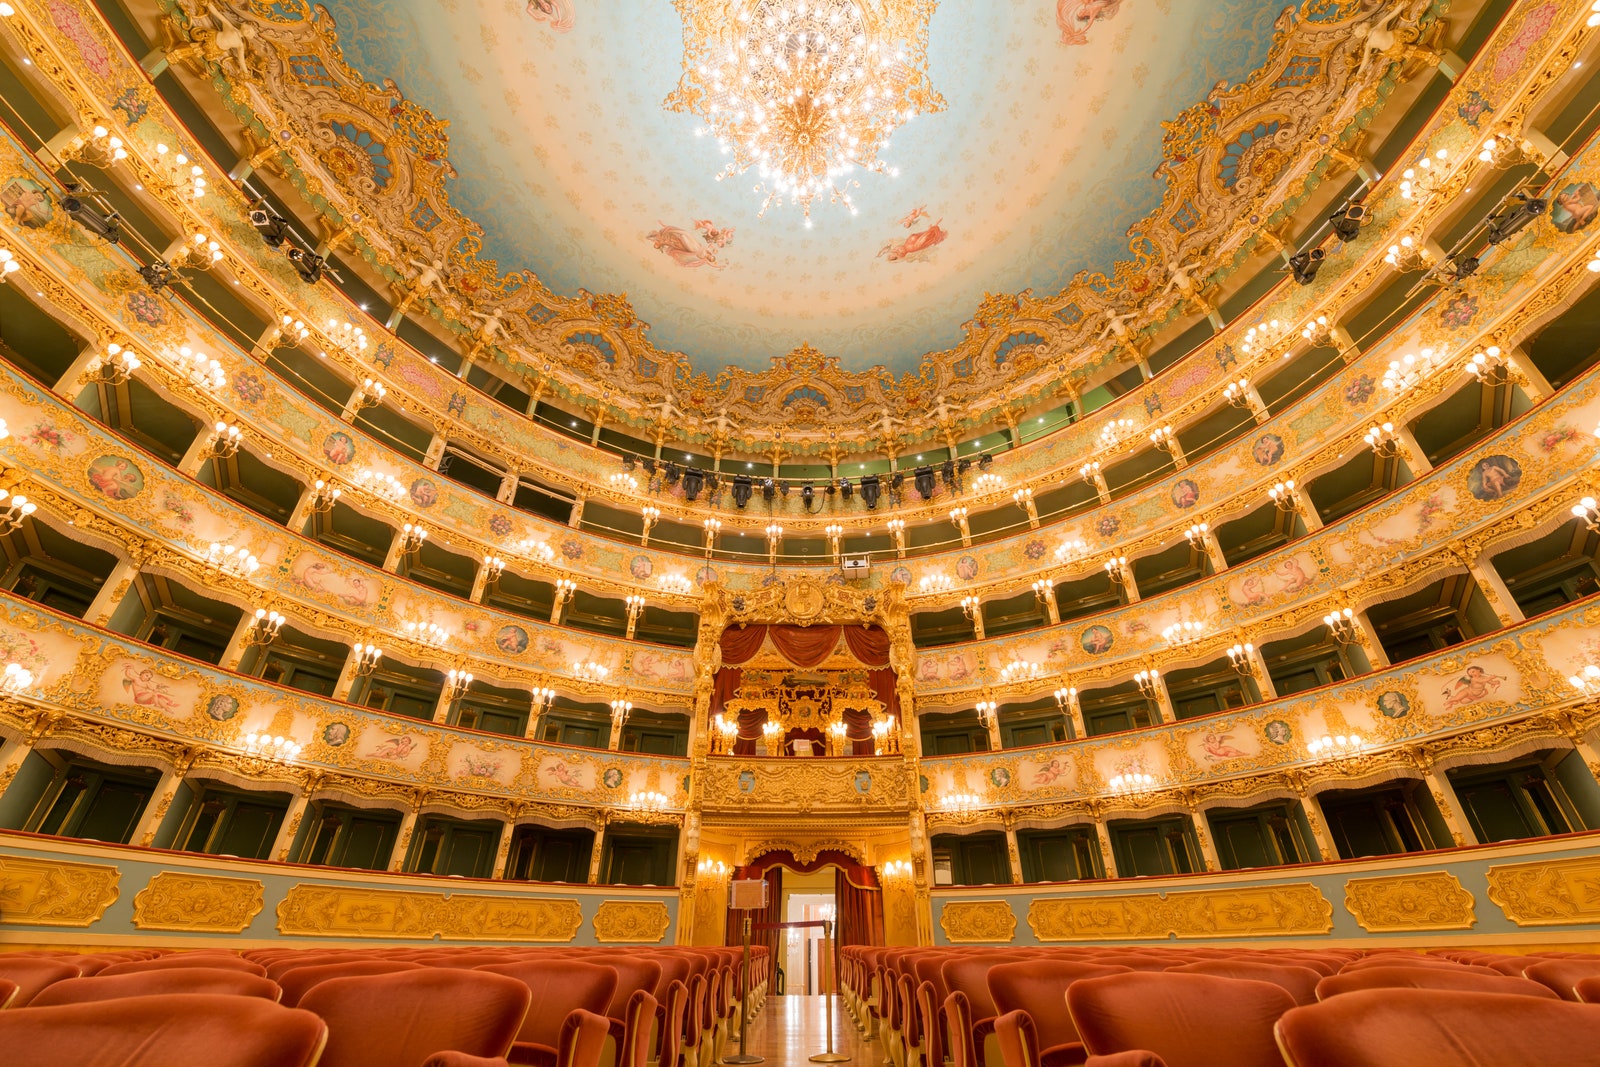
841;626;890;665
835;866;885;948
720;624;769;665
767;625;844;668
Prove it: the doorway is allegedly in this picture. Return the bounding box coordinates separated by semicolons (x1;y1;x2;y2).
782;867;836;996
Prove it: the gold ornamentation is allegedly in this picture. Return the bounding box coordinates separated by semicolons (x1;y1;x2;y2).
276;884;584;941
0;853;120;927
939;900;1017;943
132;872;265;933
1026;883;1332;941
1343;871;1476;932
1487;854;1600;927
593;900;673;943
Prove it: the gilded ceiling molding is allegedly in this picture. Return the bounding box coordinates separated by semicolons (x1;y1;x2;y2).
0;853;121;927
1343;871;1476;932
1027;882;1334;941
132;871;266;933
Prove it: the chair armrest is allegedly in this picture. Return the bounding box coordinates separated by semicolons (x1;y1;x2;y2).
422;1054;512;1067
1085;1053;1167;1067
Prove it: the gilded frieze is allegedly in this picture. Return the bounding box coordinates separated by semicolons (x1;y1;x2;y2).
132;871;265;933
1027;883;1333;941
938;900;1017;944
699;757;913;814
1343;871;1477;932
0;853;120;927
276;884;585;941
1487;854;1600;927
592;900;673;944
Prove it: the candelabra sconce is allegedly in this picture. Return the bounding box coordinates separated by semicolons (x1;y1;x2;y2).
1108;771;1157;794
960;594;981;620
697;857;729;879
1098;418;1136;450
275;315;311;350
482;555;506;593
306;478;341;515
1239;318;1287;358
1105;555;1130;585
1054;686;1078;714
1268;479;1301;513
531;686;556;716
1323;607;1359;646
1300;315;1332;346
762;720;783;756
1383;234;1432;272
1307;733;1366;759
0;661;34;695
170;346;226;392
1568;664;1600;694
154;142;207;199
205;541;259;578
1013;487;1039;528
92;343;142;385
573;660;610;683
1134;668;1161;699
405;621;451;649
712;713;738;754
1222;377;1252;410
325;319;368;357
702;517;721;557
243;732;302;762
973;472;1005;495
0;248;18;282
656;572;693;596
872;717;897;755
629;790;668;811
1226;642;1259;677
352;377;387;412
887;518;906;558
610;697;634;728
1573;497;1600;533
68;124;129;168
204;421;243;460
624;594;646;639
974;700;998;731
824;523;844;562
1000;660;1041;684
1162;620;1206;647
940;792;981;813
640;506;660;547
827;719;849;756
398;523;428;559
764;523;783;565
918;572;952;594
949;506;971;548
245;608;285;647
1184;522;1210;550
881;859;913;880
609;471;639;492
178;232;224;271
1080;461;1109;500
1383;347;1444;396
1399;148;1449;202
1364;421;1404;458
352;642;382;677
1149;424;1180;457
1032;578;1054;609
551;577;577;623
0;489;36;534
1478;130;1544;169
1056;538;1088;564
444;668;474;703
1465;345;1509;385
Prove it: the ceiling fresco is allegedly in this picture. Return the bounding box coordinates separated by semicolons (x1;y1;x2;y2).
303;0;1294;374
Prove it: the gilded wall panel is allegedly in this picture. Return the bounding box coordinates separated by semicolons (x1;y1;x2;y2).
1028;883;1332;941
938;900;1017;944
132;872;265;933
0;853;119;927
1488;855;1600;927
1343;872;1477;932
275;883;585;941
593;900;673;943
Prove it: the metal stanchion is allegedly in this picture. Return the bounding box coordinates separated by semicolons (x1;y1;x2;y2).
723;915;764;1065
809;917;850;1063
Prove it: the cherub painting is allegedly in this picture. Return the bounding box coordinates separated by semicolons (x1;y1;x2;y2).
371;735;416;761
525;0;574;32
544;761;584;789
1057;0;1125;45
1200;733;1247;760
120;664;180;712
1031;757;1072;786
879;219;947;263
648;219;733;269
1441;665;1507;710
899;205;930;229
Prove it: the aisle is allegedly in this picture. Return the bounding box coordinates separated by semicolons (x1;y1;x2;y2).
732;994;873;1067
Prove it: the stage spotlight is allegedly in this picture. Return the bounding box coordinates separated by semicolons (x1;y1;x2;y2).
249;203;290;248
761;478;775;501
860;474;880;510
137;261;174;292
978;452;993;470
642;457;657;475
801;483;814;507
941;459;956;490
914;466;935;501
683;467;704;501
1484;191;1547;245
662;462;681;486
286;247;324;283
1330;201;1366;243
1288;247;1324;285
61;185;121;243
732;475;752;508
840;478;853;501
622;454;637;471
778;479;790;497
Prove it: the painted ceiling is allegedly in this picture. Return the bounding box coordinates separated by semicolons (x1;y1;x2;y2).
310;0;1293;375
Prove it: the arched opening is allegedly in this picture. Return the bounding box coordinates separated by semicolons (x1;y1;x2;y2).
728;849;885;996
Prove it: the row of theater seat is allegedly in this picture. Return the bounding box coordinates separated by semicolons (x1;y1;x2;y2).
0;943;769;1067
840;944;1600;1067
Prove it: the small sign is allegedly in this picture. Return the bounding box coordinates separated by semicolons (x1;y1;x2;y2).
729;878;769;910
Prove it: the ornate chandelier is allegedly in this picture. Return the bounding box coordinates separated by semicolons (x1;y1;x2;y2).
667;0;944;223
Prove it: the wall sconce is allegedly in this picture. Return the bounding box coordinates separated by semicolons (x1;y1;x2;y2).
825;523;843;561
482;555;506;590
1098;418;1135;449
154;142;207;199
656;573;692;595
1054;686;1078;712
1184;522;1210;548
881;859;913;879
1108;770;1157;794
1222;377;1253;409
1574;497;1600;533
0;248;17;281
1364;421;1402;457
276;316;311;349
1011;487;1033;506
1323;607;1358;645
553;577;576;606
93;343;142;385
871;718;891;754
919;572;952;594
0;489;36;534
973;472;1004;494
1268;479;1301;513
352;642;382;676
1081;460;1102;484
940;792;981;812
610;697;633;726
974;700;997;729
827;720;848;754
1056;537;1087;562
641;505;660;546
1307;733;1365;758
960;594;981;620
405;620;450;648
1381;348;1444;396
0;662;36;693
531;686;556;715
1134;668;1161;698
1031;577;1053;605
1149;425;1179;453
71;124;129;168
204;421;243;459
762;719;783;754
179;232;224;271
702;517;721;556
325;319;368;357
353;377;387;411
444;668;474;702
306;478;341;514
1398;148;1449;202
243;732;302;761
1162;621;1205;647
630;790;668;810
245;608;284;647
609;471;639;492
398;523;428;556
355;468;407;502
574;660;610;682
625;594;646;632
697;857;729;878
1105;555;1130;584
765;523;783;564
1226;642;1258;676
714;713;739;754
1300;315;1332;345
1239;318;1286;357
1384;234;1432;272
1465;345;1509;385
999;660;1040;684
168;346;225;392
206;541;259;577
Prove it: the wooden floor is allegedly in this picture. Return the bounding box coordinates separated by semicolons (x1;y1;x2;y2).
730;995;874;1067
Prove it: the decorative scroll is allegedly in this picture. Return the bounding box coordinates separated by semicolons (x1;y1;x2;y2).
0;853;120;927
276;884;585;941
1487;855;1600;927
132;872;265;933
593;900;673;943
1027;883;1333;941
1343;871;1476;932
939;900;1017;943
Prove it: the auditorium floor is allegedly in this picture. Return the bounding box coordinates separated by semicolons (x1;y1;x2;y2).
735;995;874;1067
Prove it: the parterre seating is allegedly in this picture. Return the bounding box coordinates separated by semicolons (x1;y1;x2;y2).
297;968;531;1067
31;969;283;1006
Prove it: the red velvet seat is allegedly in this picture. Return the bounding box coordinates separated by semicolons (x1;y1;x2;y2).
1067;972;1293;1067
99;955;268;978
1577;977;1600;1004
31;968;282;1006
618;990;661;1067
0;958;80;1006
0;979;16;1010
420;1008;610;1067
299;968;531;1067
1275;989;1600;1066
0;993;326;1066
1166;961;1322;1006
1315;965;1557;1001
989;960;1131;1067
478;958;618;1067
995;1007;1169;1067
278;960;424;1007
1524;959;1600;1001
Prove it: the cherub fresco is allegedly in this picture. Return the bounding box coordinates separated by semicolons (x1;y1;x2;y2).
1056;0;1125;45
648;219;732;269
459;754;502;777
1031;757;1072;786
899;205;930;229
371;735;416;761
1236;557;1314;606
1200;733;1247;760
544;762;584;788
294;559;374;609
525;0;575;32
1441;665;1507;710
879;220;947;263
120;664;180;712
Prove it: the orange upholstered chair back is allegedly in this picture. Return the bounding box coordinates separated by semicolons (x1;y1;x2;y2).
31;968;282;1007
1275;989;1600;1066
559;1008;613;1067
943;957;1004;1020
1577;976;1600;1004
944;990;976;1067
1067;972;1293;1067
658;979;689;1067
1524;958;1600;1001
988;959;1130;1051
479;958;618;1050
0;993;326;1067
1316;965;1558;1001
299;967;530;1067
0;979;16;1009
0;958;81;1006
98;955;267;978
1167;961;1323;1006
992;1010;1039;1067
277;960;424;1007
619;989;660;1067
